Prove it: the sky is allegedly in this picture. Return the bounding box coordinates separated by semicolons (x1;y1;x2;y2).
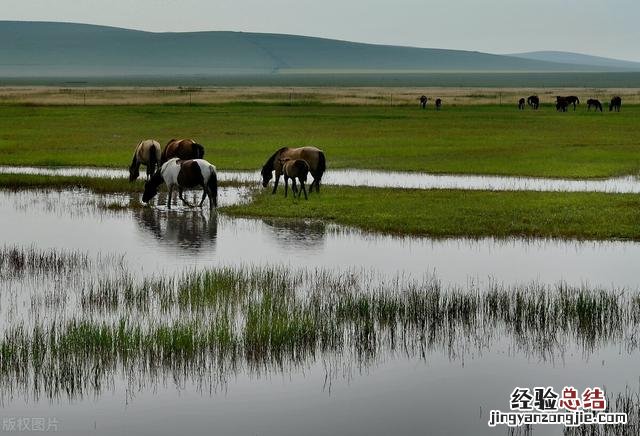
3;0;639;61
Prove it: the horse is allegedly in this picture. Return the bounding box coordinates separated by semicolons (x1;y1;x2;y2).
128;139;161;182
518;98;526;110
261;146;326;194
161;139;205;164
142;158;218;209
280;158;310;200
435;98;442;110
419;95;428;109
527;95;539;109
564;96;580;111
556;97;569;112
587;99;603;112
609;96;622;112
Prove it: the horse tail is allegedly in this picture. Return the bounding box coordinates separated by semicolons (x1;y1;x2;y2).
148;143;159;175
207;166;218;208
194;143;205;159
314;151;326;192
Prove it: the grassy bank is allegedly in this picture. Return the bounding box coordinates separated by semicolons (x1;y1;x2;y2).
1;104;639;178
224;186;640;240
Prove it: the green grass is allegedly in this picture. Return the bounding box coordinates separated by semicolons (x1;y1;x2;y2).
1;104;639;178
223;186;640;240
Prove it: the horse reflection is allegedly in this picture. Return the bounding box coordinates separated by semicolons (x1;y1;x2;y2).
135;205;217;252
261;218;327;250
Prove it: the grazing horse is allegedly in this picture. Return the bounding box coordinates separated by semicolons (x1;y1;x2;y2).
587;99;603;112
280;158;310;200
527;95;539;109
435;98;442;110
419;95;428;109
261;146;326;194
609;96;622;112
556;97;569;112
518;98;526;110
161;139;205;164
129;139;161;182
142;158;218;209
564;95;580;112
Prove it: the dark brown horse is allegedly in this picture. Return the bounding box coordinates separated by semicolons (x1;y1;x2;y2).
161;139;205;164
419;95;428;109
587;99;603;112
609;96;622;112
518;98;526;110
561;96;580;111
261;146;326;194
280;158;310;200
527;95;539;109
435;98;442;110
556;97;569;112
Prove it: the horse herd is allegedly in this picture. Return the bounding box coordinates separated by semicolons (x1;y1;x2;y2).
517;95;622;112
129;139;326;209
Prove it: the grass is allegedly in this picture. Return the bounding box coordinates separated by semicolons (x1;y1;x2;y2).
2;264;640;400
223;186;640;240
1;104;639;178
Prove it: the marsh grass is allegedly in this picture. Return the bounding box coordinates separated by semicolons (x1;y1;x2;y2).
0;245;90;277
2;264;640;400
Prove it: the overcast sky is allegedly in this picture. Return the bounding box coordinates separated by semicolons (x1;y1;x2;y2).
4;0;639;61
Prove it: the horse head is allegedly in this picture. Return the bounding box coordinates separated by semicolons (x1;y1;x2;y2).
261;165;273;187
128;164;140;182
142;171;163;203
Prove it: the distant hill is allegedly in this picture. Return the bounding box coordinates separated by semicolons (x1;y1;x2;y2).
1;21;636;83
509;51;640;71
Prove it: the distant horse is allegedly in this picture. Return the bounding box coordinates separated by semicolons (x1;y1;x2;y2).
261;146;326;194
419;95;428;109
129;139;161;182
161;139;205;164
564;96;580;111
527;95;539;109
435;98;442;110
280;158;310;200
556;97;569;112
587;99;603;112
142;158;218;209
518;98;526;110
609;96;622;112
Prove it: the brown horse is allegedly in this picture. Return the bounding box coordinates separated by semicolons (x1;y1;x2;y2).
435;98;442;110
418;95;428;109
280;158;310;200
609;96;622;112
587;99;603;112
261;146;326;194
518;98;526;110
560;96;580;111
161;139;205;164
129;139;161;182
527;95;539;109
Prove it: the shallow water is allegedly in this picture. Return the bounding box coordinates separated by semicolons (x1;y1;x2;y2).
4;165;640;193
1;189;639;436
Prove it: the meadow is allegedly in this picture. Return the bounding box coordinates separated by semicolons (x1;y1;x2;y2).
1;97;639;178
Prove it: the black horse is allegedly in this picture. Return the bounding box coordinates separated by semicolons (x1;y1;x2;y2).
564;96;580;111
518;98;526;110
587;99;603;112
556;97;569;112
419;95;428;109
527;95;539;110
609;96;622;112
435;98;442;110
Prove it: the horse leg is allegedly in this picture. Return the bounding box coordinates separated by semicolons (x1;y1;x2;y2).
284;176;289;198
167;185;173;209
198;185;207;207
272;172;281;194
291;179;298;197
179;187;193;207
301;180;308;200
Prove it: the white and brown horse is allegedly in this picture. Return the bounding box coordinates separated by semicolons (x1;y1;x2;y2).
142;158;218;209
161;139;205;164
280;158;310;200
261;146;326;194
129;139;161;182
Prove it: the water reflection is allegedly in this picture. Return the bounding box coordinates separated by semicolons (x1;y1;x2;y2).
135;207;218;252
260;218;327;251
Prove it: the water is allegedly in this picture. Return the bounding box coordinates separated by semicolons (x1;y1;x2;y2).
3;165;640;193
1;188;638;436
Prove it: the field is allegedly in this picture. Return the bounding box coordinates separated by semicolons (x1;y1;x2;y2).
1;93;640;179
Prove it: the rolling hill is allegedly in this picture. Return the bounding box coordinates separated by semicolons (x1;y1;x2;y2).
509;51;640;71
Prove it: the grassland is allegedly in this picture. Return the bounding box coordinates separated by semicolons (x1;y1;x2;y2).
1;101;639;178
224;186;640;240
